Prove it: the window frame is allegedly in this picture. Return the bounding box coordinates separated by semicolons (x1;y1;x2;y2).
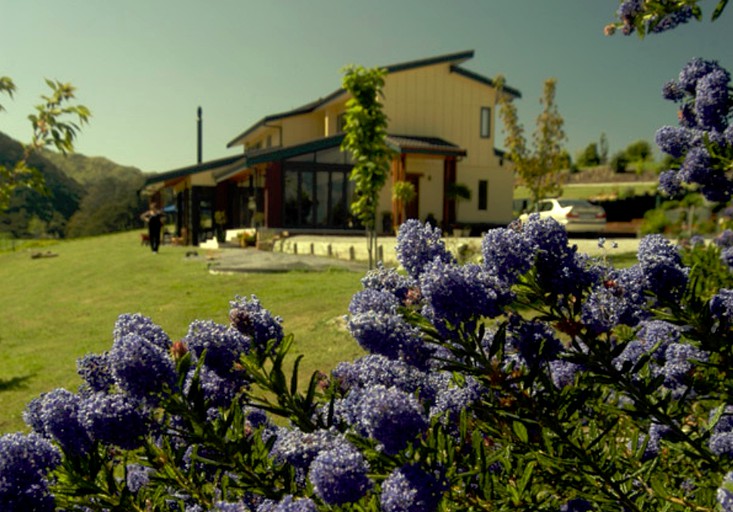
480;107;491;139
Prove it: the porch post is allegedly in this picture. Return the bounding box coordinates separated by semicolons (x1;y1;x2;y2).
443;157;457;229
391;154;406;232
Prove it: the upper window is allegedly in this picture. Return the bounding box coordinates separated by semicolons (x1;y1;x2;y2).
480;107;491;138
478;180;488;211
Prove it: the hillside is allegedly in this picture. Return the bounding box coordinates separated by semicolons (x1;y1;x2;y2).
0;131;146;238
39;149;144;187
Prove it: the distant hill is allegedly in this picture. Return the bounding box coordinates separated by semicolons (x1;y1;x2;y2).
39;149;144;188
0;131;146;238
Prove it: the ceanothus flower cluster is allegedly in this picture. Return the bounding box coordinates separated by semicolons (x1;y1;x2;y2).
612;0;693;36
656;57;733;202
6;212;733;510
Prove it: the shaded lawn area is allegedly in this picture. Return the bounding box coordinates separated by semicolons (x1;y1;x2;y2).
0;231;365;433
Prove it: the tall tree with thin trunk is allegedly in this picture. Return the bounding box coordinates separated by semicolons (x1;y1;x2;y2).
341;65;393;269
495;75;566;206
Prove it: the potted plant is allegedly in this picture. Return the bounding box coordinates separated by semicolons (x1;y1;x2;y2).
392;180;416;232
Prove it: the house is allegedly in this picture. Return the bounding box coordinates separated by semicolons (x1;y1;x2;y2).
143;50;520;245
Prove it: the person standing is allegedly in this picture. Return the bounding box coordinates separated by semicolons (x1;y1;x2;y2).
140;202;165;253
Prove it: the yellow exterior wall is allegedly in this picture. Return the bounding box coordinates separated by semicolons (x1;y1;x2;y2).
236;58;515;227
380;63;514;225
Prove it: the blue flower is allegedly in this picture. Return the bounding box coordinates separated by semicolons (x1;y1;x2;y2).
650;6;693;33
79;392;148;450
308;438;372;505
332;354;430;397
396;219;455;279
641;422;672;460
184;364;247;408
637;320;682;356
0;432;60;512
270;427;337;470
381;463;446;512
347;311;431;367
114;313;171;351
229;295;283;353
549;359;583;389
361;262;415;302
214;502;249;512
347;384;427;454
718;471;733;512
655;126;691;158
481;226;534;285
76;352;115;393
521;216;590;296
109;332;177;400
429;373;483;424
126;463;154;493
419;259;510;333
184;320;251;377
661;343;708;395
24;388;92;456
560;498;593;512
716;230;733;249
711;289;733;327
662;80;685;102
637;235;688;302
694;68;731;132
658;169;683;197
257;495;317;512
349;288;400;315
678;58;720;94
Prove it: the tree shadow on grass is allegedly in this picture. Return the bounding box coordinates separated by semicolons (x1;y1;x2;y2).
0;374;34;392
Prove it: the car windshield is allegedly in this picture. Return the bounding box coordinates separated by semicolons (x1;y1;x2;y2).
557;199;595;208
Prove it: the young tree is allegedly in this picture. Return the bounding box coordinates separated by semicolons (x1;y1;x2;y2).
496;75;567;206
341;65;393;269
577;142;601;167
599;131;609;164
0;77;90;211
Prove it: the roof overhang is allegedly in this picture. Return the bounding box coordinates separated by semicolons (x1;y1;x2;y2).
141;154;246;195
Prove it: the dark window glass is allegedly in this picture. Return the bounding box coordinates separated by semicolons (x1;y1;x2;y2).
478;180;488;210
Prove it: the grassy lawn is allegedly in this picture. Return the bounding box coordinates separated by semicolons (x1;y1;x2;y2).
0;231;365;433
515;182;658;201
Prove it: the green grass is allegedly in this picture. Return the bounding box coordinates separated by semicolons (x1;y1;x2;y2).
514;182;658;201
0;231;365;433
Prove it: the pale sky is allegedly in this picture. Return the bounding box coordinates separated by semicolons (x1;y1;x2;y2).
2;1;731;174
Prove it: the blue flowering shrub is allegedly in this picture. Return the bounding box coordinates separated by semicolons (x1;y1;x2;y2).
4;215;733;511
656;57;733;202
4;58;733;511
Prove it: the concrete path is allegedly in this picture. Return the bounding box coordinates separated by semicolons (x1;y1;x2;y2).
205;234;641;274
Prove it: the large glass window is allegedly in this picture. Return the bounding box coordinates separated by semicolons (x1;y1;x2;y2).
282;163;354;229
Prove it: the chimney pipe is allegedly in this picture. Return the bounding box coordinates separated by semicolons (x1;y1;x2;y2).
197;106;202;164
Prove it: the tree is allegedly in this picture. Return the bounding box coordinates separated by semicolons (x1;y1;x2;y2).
606;0;728;36
576;142;601;167
496;75;567;205
625;139;653;170
599;132;609;164
0;77;90;211
341;65;393;269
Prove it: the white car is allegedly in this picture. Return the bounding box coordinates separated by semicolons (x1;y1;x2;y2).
519;198;607;233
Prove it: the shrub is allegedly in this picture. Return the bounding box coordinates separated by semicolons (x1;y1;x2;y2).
3;217;733;511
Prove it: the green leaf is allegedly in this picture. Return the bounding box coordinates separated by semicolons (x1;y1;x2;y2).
512;421;529;443
713;0;729;20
